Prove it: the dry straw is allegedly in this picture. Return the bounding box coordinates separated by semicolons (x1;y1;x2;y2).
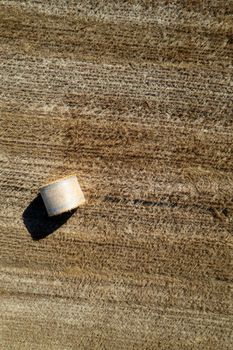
40;175;85;216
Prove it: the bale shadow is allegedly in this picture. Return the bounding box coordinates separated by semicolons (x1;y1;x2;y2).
23;195;76;240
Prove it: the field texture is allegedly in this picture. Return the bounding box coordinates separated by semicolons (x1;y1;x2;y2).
0;1;233;349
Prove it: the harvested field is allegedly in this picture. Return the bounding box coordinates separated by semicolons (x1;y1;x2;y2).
0;1;233;349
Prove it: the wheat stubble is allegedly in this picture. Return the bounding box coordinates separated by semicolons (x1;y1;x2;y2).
0;1;233;349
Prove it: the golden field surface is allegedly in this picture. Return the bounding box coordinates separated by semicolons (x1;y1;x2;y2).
0;1;233;349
